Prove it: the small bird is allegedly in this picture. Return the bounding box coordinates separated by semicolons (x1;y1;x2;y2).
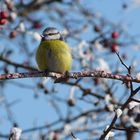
36;27;72;74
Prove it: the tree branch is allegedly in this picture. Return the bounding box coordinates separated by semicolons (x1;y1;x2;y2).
0;56;37;71
0;70;140;83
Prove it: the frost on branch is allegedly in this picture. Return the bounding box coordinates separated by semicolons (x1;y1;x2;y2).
104;125;115;140
9;125;22;140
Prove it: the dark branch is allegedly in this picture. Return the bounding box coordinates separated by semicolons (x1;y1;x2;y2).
0;56;37;71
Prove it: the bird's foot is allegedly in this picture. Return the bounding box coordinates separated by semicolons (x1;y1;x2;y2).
44;69;50;74
54;71;70;83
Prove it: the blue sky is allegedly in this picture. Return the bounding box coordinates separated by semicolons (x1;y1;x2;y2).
1;0;140;139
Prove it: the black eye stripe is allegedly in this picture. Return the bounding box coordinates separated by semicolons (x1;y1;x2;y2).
45;32;59;36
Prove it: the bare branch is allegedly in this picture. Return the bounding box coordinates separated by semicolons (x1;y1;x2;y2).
116;52;129;70
0;70;140;83
0;56;37;71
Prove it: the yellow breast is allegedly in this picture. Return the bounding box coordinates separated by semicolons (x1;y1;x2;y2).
36;40;72;73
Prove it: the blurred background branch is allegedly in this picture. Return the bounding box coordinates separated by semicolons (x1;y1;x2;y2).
0;0;140;140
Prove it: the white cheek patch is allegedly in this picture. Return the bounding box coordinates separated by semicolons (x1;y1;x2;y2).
47;34;61;40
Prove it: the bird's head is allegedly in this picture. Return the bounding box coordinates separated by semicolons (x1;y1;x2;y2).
41;27;63;41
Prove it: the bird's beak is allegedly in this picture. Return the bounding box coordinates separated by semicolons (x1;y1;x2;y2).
40;34;45;41
40;34;44;38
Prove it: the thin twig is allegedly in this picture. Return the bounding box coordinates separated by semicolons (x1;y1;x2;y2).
112;126;139;132
99;52;140;140
0;56;37;71
131;98;140;103
116;52;129;70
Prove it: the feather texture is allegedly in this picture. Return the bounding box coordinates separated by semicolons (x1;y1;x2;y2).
36;40;72;73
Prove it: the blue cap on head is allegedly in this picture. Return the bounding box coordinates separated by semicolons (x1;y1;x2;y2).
42;27;64;41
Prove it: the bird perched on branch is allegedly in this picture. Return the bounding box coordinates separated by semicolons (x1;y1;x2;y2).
36;27;72;74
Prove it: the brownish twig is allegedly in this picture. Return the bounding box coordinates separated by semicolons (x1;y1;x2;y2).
0;70;140;83
112;126;139;132
99;52;140;140
131;98;140;103
0;56;37;71
99;85;140;140
116;52;129;70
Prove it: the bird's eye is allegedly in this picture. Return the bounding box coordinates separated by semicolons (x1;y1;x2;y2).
45;32;59;36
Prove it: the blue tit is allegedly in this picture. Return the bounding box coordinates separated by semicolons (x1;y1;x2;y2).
36;27;72;73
